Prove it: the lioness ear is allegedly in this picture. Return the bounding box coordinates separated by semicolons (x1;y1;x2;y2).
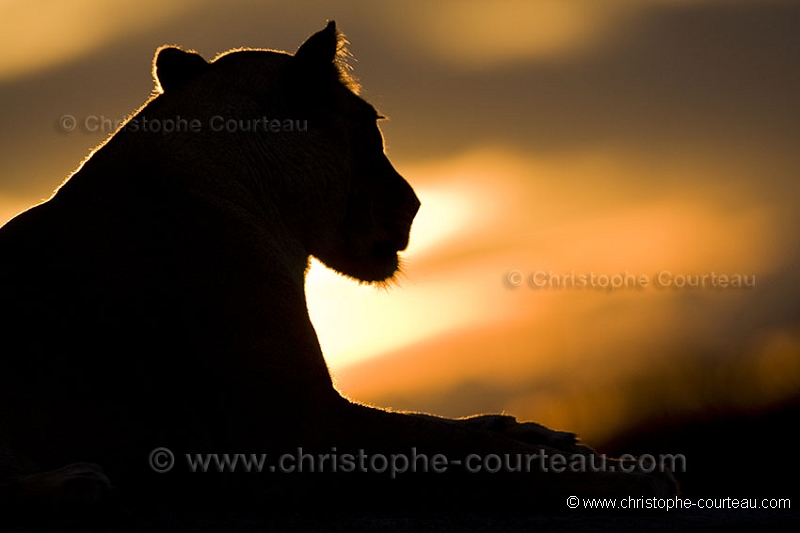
294;20;338;67
154;46;208;92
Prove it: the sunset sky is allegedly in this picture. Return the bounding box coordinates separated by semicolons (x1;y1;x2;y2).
1;0;798;446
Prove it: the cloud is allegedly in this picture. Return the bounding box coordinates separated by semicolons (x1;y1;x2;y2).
0;0;212;81
367;0;764;71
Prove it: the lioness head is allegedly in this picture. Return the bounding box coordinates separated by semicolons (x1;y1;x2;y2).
151;21;420;283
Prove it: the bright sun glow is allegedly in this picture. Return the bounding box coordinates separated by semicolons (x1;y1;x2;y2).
306;175;502;370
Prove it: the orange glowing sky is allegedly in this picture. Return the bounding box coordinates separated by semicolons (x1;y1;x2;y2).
1;0;798;444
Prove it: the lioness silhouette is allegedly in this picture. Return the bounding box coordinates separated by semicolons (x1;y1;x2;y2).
0;22;676;513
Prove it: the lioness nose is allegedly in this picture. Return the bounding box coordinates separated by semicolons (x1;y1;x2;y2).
394;171;420;222
408;188;421;218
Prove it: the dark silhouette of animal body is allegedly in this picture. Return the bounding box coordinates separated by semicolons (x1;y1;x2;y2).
0;22;676;515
